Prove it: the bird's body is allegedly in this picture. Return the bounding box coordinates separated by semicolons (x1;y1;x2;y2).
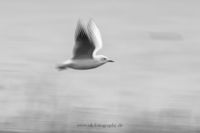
57;19;114;70
59;58;105;70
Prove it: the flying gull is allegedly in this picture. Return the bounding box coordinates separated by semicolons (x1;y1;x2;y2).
57;19;114;70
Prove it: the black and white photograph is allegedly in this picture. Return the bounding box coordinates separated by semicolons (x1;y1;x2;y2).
0;0;200;133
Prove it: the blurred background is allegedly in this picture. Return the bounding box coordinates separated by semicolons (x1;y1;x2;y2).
0;0;200;132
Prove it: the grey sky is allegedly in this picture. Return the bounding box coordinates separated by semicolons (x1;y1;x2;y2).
0;0;200;132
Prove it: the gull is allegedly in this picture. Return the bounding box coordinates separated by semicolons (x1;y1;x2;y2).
57;19;114;70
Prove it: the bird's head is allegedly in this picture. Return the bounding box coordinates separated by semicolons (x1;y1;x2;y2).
97;55;114;64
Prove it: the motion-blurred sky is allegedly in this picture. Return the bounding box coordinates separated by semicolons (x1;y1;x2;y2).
0;0;200;132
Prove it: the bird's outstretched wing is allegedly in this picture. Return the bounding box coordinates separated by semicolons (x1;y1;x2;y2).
87;19;103;56
73;20;95;59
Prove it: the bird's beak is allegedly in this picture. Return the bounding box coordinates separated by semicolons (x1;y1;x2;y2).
108;60;114;62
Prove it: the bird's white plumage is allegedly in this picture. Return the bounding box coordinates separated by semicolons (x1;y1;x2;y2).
57;19;113;70
87;19;103;57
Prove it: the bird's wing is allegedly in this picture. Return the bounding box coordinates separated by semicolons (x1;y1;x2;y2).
72;20;95;59
87;19;103;56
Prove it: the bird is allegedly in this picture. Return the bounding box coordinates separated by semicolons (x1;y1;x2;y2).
57;19;114;70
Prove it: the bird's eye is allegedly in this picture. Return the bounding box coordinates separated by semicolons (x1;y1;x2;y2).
101;57;106;61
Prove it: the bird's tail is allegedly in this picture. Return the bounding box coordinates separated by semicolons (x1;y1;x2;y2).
56;64;68;71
